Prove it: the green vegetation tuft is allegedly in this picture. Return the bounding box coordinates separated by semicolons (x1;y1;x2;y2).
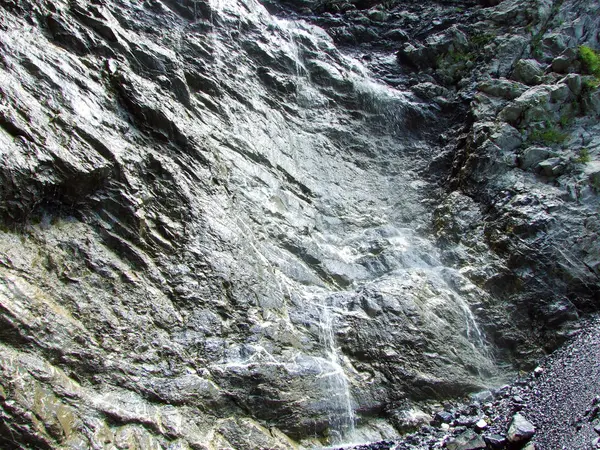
583;77;600;91
558;114;571;128
528;123;568;145
529;28;543;59
579;45;600;78
471;33;495;48
575;148;591;164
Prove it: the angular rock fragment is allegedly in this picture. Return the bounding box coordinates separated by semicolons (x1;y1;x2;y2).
446;429;487;450
507;413;536;443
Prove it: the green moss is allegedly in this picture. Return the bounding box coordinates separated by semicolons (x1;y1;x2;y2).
579;45;600;78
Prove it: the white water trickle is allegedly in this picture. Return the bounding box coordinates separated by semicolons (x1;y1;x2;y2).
459;299;488;353
276;20;303;79
317;299;356;445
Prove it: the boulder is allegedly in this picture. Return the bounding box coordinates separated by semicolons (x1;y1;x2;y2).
478;78;528;100
513;59;546;85
366;8;387;22
551;55;571;73
520;147;554;170
411;82;451;100
470;390;494;403
563;73;582;96
537;157;565;177
434;410;454;424
490;123;523;152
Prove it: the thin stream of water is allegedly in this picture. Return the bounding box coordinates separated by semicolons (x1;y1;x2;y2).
318;299;356;445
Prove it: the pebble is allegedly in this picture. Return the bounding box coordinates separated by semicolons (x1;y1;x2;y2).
475;418;488;430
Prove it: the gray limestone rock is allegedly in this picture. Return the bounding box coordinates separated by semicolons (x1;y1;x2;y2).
552;55;572;73
491;123;523;152
411;82;451;100
520;147;555;170
563;73;583;95
478;78;528;100
484;433;508;448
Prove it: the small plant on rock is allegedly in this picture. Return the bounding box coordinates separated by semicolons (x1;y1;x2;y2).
575;147;591;164
528;122;568;145
583;77;600;91
470;33;495;49
579;45;600;78
559;114;572;128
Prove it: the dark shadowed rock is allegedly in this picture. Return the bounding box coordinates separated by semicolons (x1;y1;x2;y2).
484;433;507;448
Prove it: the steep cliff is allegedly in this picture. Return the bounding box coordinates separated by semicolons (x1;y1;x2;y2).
0;0;598;448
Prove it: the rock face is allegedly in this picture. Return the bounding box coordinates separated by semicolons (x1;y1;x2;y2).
0;0;598;449
0;0;499;448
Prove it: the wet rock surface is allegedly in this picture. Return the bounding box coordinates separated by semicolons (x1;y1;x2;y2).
267;0;600;364
0;0;599;448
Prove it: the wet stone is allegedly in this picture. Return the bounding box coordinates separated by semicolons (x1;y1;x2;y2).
471;390;494;403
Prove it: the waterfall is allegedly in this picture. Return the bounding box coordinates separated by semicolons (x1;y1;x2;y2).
274;19;305;79
460;300;488;351
317;299;356;445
